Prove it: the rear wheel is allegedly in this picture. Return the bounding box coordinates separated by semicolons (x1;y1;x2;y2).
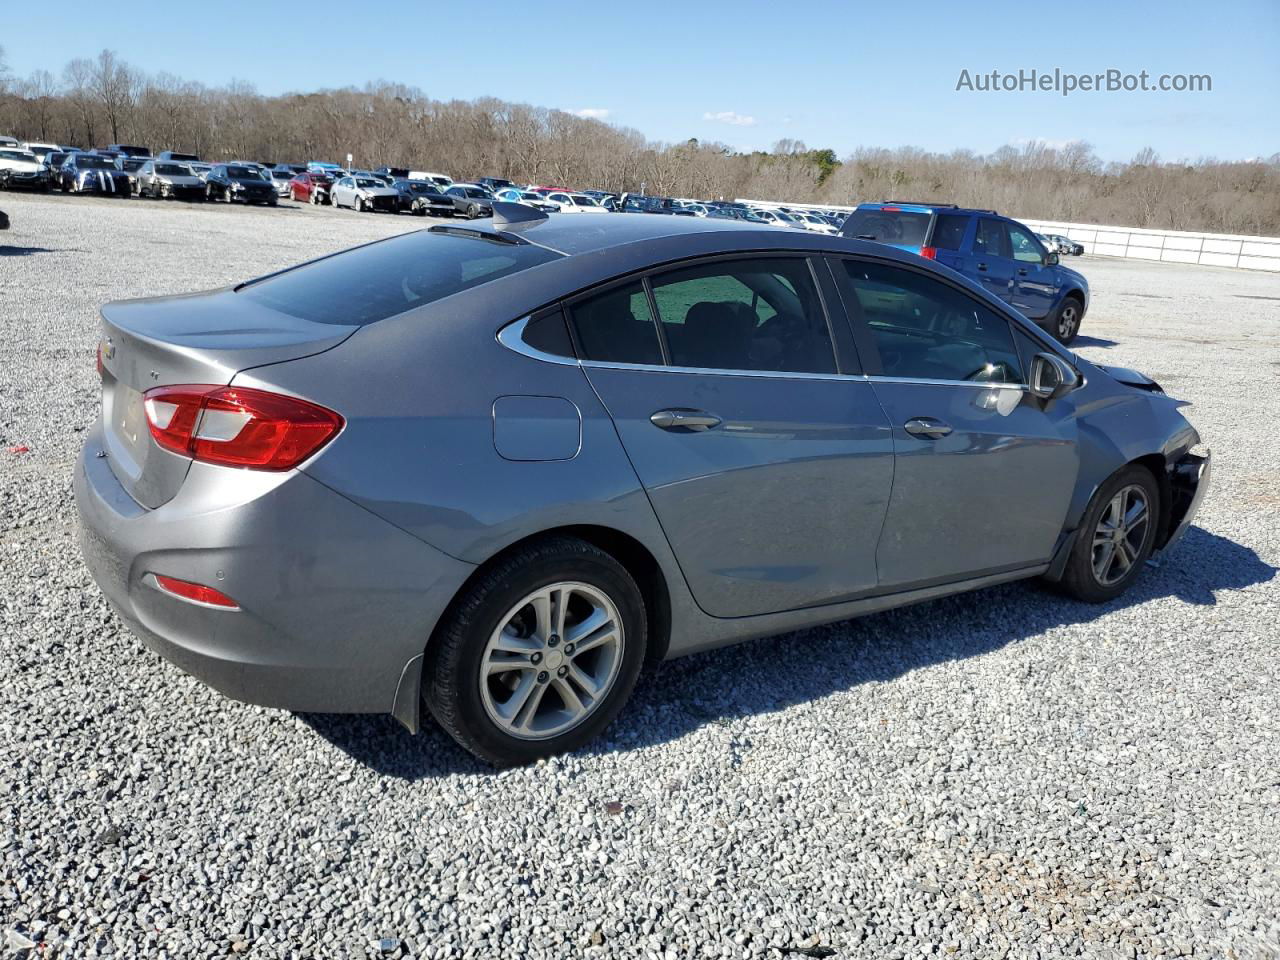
424;537;647;766
1059;465;1160;602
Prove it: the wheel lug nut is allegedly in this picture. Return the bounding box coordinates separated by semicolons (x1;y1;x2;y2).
530;652;542;665
557;665;568;678
564;643;575;655
548;635;559;647
537;671;549;683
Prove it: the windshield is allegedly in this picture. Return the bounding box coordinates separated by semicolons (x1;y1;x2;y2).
405;182;440;194
355;178;380;188
155;163;190;176
122;159;146;171
239;232;563;326
75;155;116;169
0;151;36;163
166;153;199;162
842;208;932;246
571;195;598;205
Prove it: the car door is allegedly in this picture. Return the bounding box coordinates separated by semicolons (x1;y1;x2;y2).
830;256;1079;589
970;217;1016;304
548;192;574;211
569;255;895;618
1005;221;1058;320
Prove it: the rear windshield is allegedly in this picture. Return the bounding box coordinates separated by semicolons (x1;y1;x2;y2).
238;231;563;325
844;208;932;246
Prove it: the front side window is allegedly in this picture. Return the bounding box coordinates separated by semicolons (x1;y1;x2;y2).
650;258;836;374
841;260;1023;384
569;282;663;366
1006;224;1046;263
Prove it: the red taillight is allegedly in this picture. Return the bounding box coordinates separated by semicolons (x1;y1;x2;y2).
143;384;343;471
153;574;238;608
880;205;901;212
919;246;937;260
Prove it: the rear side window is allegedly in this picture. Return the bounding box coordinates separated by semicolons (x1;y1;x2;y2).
931;214;970;250
841;260;1023;384
974;218;1010;259
239;232;561;325
649;258;836;374
569;281;664;365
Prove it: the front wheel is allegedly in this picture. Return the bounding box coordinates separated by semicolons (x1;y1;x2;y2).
424;537;647;766
1057;465;1161;603
1052;296;1083;345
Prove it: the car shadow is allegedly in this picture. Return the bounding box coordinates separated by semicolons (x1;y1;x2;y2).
300;526;1274;779
1071;335;1119;349
0;245;56;257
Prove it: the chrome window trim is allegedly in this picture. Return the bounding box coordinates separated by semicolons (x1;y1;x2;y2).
499;318;1027;388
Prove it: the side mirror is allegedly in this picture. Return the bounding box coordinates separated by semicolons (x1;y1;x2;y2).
1044;251;1060;266
1029;352;1079;400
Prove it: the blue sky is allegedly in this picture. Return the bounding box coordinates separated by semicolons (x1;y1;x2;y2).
6;0;1277;162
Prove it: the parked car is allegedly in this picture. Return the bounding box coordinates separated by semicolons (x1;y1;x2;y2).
619;194;693;215
107;144;152;158
157;150;201;164
444;183;495;219
580;189;618;211
116;156;149;193
545;192;609;214
0;148;51;190
794;212;838;235
205;164;277;205
58;152;132;195
76;208;1210;766
839;202;1090;343
273;163;306;176
529;185;573;195
20;141;60;164
290;171;333;205
392;179;458;217
495;188;561;213
136;160;207;201
753;209;802;229
476;176;517;195
331;175;400;213
375;166;410;181
410;171;453;190
267;169;295;197
1045;233;1085;256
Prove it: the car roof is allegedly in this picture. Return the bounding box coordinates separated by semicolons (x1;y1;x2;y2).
853;201;1001;216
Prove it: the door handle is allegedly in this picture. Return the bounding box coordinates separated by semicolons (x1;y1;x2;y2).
1017;268;1028;276
904;417;953;439
976;262;988;272
650;409;722;432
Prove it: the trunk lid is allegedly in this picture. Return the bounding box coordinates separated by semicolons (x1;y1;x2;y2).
97;288;356;508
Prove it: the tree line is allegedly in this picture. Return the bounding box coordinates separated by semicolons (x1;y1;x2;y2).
2;47;1277;236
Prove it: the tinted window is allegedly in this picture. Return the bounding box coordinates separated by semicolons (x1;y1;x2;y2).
1007;224;1045;263
843;208;931;246
841;260;1023;384
931;214;970;250
239;232;562;326
974;218;1010;259
521;308;575;358
569;282;663;365
650;258;836;374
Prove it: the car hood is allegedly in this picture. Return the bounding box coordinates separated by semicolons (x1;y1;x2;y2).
1057;263;1088;288
231;177;272;187
159;175;203;186
359;187;400;197
1094;363;1164;393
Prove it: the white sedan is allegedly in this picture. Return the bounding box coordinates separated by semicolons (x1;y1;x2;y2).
752;209;804;229
544;191;610;214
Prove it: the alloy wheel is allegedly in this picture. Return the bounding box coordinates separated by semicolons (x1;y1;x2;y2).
479;581;625;740
1058;302;1079;339
1091;484;1152;586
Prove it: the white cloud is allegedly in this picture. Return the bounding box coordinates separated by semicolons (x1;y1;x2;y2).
704;110;757;127
570;108;611;119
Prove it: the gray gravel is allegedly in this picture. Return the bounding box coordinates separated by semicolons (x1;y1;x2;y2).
2;192;1278;959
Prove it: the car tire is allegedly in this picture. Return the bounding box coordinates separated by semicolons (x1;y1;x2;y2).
423;536;648;767
1057;465;1161;603
1052;296;1083;345
357;197;366;212
466;203;479;219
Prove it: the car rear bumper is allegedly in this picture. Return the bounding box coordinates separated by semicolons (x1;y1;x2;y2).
74;421;474;717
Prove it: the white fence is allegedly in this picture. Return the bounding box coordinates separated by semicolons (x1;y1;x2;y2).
1018;218;1280;272
737;199;1280;273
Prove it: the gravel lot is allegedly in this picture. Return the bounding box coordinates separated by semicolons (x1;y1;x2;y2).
2;192;1278;959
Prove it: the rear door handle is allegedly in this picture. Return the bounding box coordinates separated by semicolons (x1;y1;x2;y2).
650;408;722;432
904;417;953;439
1017;268;1028;276
976;262;988;272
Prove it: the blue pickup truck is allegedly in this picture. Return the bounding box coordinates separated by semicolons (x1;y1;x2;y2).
839;202;1089;343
